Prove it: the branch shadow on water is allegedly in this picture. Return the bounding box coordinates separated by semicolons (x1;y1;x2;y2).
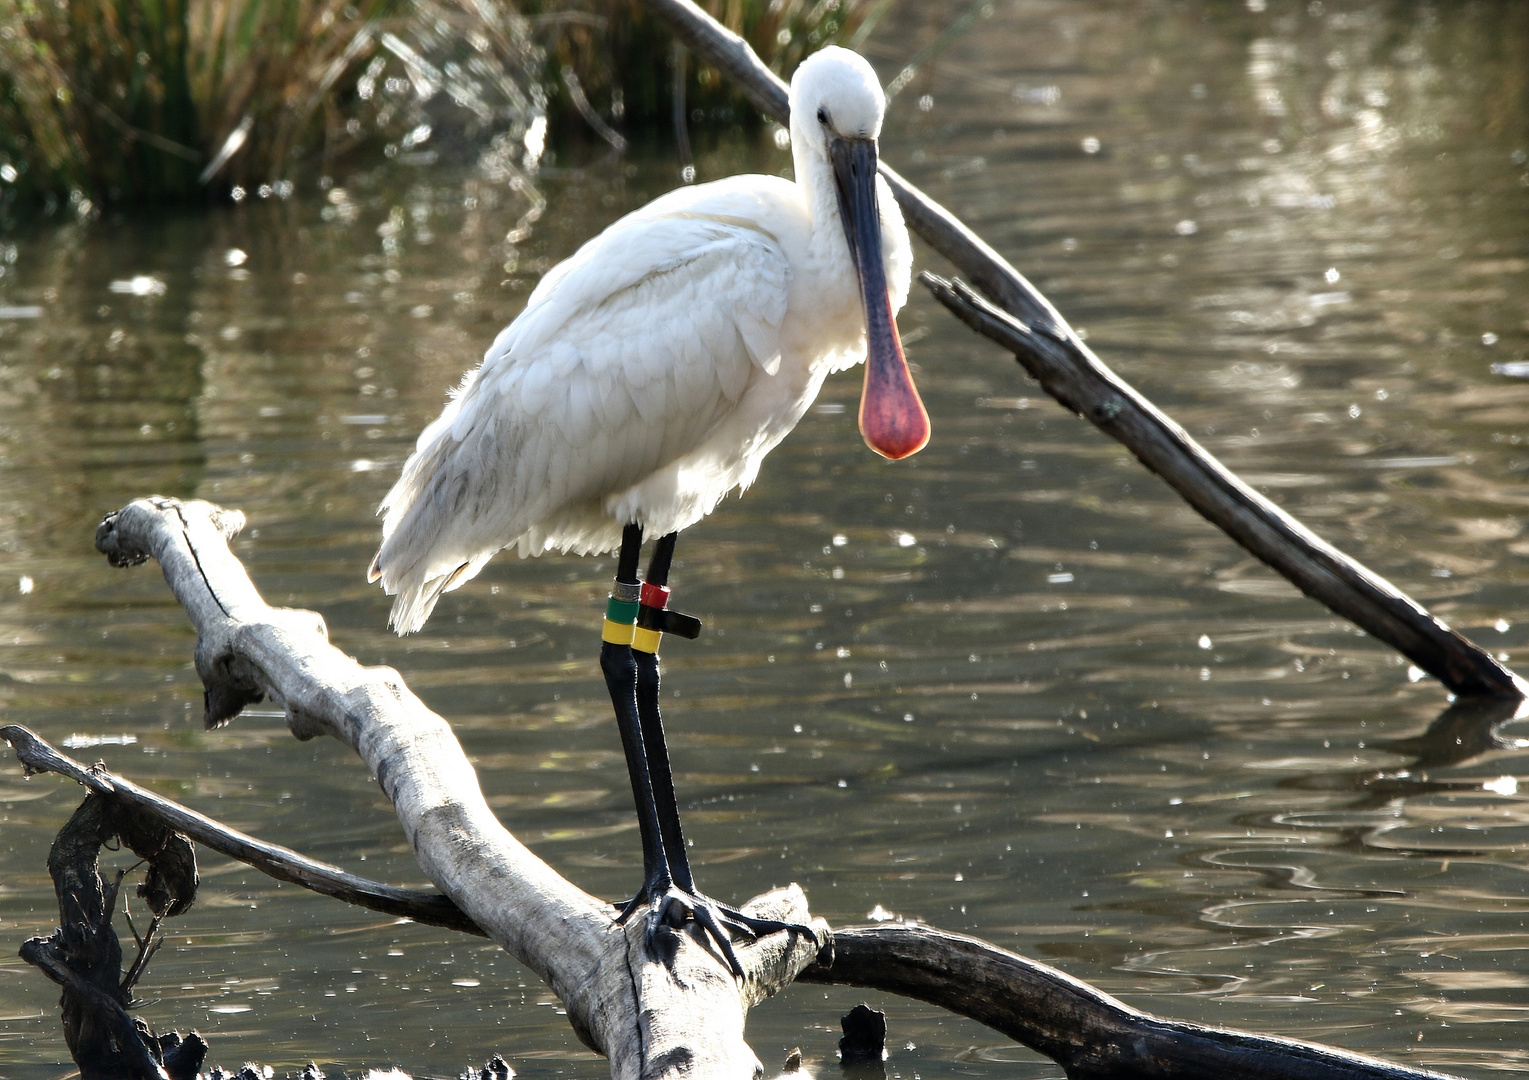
1377;695;1529;774
1279;694;1529;811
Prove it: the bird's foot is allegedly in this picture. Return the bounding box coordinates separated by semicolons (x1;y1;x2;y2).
613;884;813;978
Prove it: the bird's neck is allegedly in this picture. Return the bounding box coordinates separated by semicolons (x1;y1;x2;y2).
793;144;852;267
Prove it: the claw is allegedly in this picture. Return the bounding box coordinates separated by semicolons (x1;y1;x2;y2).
614;883;808;979
717;906;814;941
687;897;745;978
615;891;645;923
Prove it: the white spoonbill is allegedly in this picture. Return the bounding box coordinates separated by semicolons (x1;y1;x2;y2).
370;46;927;975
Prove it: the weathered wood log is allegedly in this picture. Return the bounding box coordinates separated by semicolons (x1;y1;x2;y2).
6;732;1466;1080
47;495;1467;1080
9;716;1470;1080
631;0;1523;702
88;496;828;1080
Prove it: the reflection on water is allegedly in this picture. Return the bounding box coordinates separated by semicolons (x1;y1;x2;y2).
2;1;1529;1077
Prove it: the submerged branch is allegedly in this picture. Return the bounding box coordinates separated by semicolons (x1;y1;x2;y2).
921;274;1528;703
631;0;1523;702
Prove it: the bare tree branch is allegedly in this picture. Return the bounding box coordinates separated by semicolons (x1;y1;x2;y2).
920;274;1528;702
0;724;484;937
8;718;1467;1080
0;496;1457;1078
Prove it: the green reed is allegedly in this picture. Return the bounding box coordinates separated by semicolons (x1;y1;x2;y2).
0;0;408;210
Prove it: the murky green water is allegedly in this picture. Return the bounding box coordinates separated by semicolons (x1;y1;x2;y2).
4;1;1529;1076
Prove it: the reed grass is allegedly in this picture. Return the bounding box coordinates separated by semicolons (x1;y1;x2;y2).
0;0;882;216
4;0;355;207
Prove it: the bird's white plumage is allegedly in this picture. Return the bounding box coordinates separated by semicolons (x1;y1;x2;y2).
374;47;912;633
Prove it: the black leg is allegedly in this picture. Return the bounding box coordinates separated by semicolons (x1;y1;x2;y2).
635;533;695;893
601;524;674;918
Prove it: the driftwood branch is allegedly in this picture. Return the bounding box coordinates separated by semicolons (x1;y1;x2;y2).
8;734;1481;1080
34;495;1465;1079
0;724;484;937
19;788;209;1080
632;0;1523;702
88;497;827;1080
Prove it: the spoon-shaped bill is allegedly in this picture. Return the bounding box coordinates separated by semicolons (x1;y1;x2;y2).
830;136;930;460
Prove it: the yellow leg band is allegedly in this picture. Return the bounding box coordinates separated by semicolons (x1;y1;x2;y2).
632;627;662;654
602;618;636;645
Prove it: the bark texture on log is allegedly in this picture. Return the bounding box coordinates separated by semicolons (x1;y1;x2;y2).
632;0;1523;702
91;497;828;1080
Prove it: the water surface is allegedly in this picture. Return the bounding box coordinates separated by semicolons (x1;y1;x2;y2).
3;1;1529;1076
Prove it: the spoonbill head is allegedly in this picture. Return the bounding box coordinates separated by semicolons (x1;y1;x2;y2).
793;45;928;461
369;45;924;976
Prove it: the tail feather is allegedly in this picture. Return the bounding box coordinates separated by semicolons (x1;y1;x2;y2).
370;359;550;633
387;570;455;635
370;408;490;633
377;545;493;635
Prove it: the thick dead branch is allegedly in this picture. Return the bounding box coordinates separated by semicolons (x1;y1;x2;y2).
802;925;1461;1080
631;0;1523;702
90;496;828;1080
10;731;1467;1080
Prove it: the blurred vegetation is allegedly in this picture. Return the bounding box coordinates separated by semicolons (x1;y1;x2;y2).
0;0;542;214
0;0;885;220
